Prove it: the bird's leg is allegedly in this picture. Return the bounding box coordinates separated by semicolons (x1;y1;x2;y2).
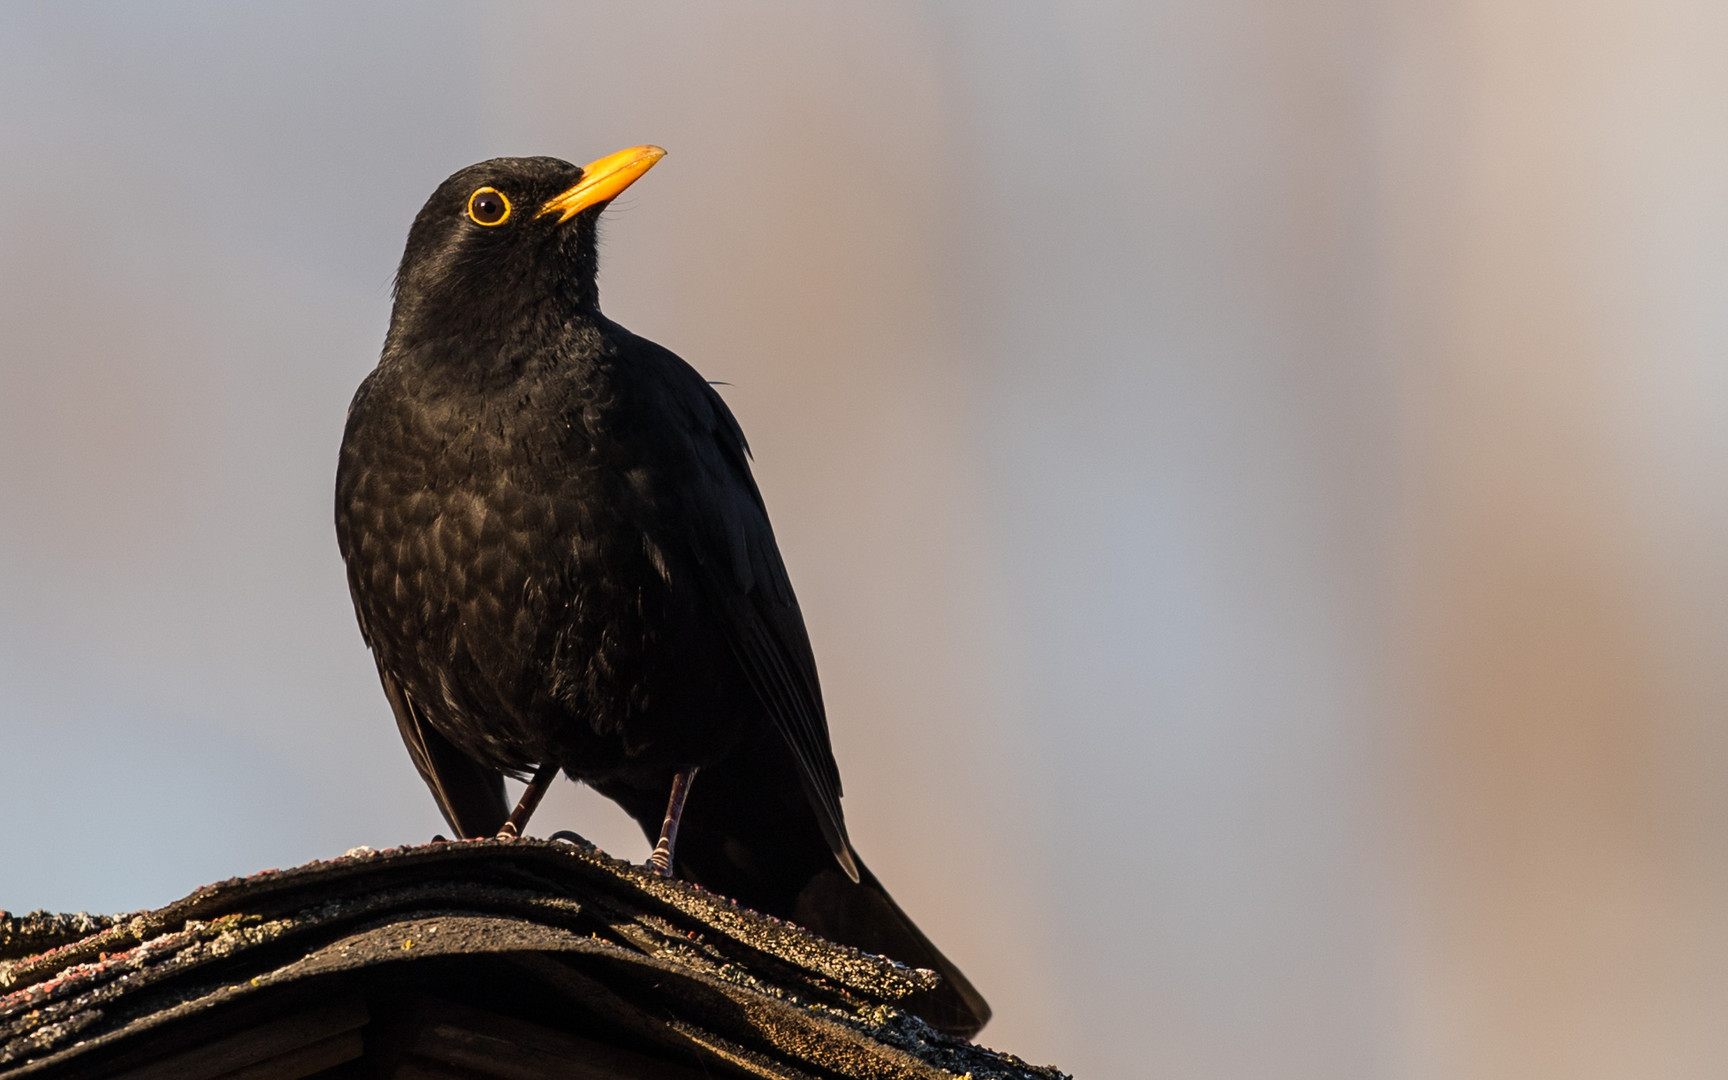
497;762;559;839
648;766;699;878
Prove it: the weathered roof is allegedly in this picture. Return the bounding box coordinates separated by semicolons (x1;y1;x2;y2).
0;838;1066;1079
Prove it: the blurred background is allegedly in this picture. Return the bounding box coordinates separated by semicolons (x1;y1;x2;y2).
2;2;1726;1077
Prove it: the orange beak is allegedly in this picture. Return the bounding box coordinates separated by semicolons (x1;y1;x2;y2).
539;145;667;223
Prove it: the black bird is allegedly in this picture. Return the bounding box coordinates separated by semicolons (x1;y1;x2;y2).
334;148;990;1037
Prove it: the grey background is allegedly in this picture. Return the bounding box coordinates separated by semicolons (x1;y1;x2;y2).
4;3;1728;1078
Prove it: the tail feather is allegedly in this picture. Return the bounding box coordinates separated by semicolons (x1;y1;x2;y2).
792;860;992;1039
602;729;992;1039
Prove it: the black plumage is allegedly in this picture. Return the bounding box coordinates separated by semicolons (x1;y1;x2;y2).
334;151;989;1036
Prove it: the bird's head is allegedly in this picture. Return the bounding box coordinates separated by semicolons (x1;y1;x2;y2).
387;146;665;351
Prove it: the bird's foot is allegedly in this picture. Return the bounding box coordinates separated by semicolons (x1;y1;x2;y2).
494;762;559;842
647;766;699;878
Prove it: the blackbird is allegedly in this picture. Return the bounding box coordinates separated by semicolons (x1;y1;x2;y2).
334;148;989;1036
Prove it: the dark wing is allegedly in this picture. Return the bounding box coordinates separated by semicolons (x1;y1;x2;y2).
375;662;510;839
374;660;508;839
651;340;859;883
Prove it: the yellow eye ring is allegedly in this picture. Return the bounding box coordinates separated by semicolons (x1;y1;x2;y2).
467;187;512;226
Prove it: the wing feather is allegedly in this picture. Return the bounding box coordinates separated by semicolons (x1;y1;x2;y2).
376;664;509;839
673;369;859;882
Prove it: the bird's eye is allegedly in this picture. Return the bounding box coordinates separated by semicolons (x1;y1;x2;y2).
467;187;512;226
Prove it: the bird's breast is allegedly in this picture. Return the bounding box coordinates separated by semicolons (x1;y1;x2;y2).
338;363;695;770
